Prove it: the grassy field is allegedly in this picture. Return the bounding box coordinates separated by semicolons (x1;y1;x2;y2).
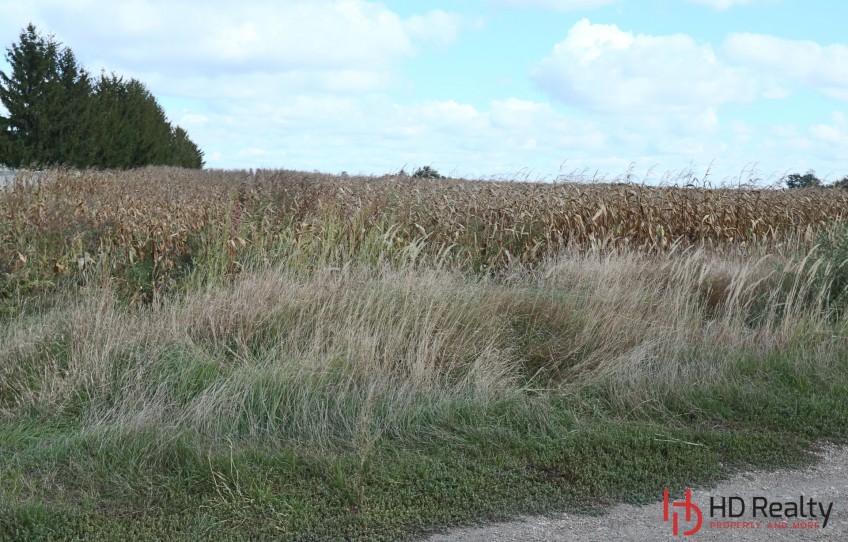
1;168;847;540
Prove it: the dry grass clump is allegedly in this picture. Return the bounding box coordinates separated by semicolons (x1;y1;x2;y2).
0;265;517;445
2;241;843;445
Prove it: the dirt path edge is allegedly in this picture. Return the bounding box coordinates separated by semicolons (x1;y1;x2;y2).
422;443;848;541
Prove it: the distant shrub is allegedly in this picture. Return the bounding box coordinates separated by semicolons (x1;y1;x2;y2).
412;166;443;179
832;177;848;190
784;171;822;189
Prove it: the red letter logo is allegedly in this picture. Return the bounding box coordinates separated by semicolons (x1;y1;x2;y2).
664;488;703;536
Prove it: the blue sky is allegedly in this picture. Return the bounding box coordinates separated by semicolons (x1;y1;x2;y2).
1;0;846;184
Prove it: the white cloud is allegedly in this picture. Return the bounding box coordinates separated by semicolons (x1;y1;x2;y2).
489;0;755;10
723;33;848;101
524;19;848;182
1;1;462;88
178;113;209;126
529;19;848;110
403;10;463;48
729;120;755;144
693;108;720;132
685;0;754;9
112;1;411;73
490;98;560;129
530;19;760;114
809;112;848;159
182;93;607;178
487;0;617;10
2;1;845;183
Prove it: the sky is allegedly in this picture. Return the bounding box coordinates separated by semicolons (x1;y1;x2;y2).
1;0;846;184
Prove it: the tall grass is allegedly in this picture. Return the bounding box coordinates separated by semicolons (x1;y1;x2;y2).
2;167;848;539
2;241;844;449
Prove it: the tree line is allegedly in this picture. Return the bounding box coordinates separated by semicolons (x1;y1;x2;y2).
0;24;203;169
784;171;848;190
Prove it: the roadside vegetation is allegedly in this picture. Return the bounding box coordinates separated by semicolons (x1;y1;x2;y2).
1;168;847;541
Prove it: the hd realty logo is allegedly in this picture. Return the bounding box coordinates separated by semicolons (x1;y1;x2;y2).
663;489;703;536
662;489;834;536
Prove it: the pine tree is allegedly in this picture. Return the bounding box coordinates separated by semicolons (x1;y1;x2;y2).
51;48;95;167
1;24;205;169
92;74;192;169
0;24;60;167
172;126;205;169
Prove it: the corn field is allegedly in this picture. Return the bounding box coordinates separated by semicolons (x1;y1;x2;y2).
2;167;847;309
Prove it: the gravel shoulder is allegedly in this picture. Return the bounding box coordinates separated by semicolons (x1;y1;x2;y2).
423;443;848;541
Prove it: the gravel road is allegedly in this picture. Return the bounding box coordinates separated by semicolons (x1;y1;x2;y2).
424;443;848;541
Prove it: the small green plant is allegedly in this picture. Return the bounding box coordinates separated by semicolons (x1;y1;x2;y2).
812;221;848;315
769;221;848;323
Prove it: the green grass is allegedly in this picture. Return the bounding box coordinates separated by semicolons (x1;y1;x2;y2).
2;340;846;541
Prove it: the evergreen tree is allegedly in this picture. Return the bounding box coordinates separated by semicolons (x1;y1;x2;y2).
0;24;60;167
92;73;164;168
50;48;95;167
0;24;204;169
172;126;204;169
